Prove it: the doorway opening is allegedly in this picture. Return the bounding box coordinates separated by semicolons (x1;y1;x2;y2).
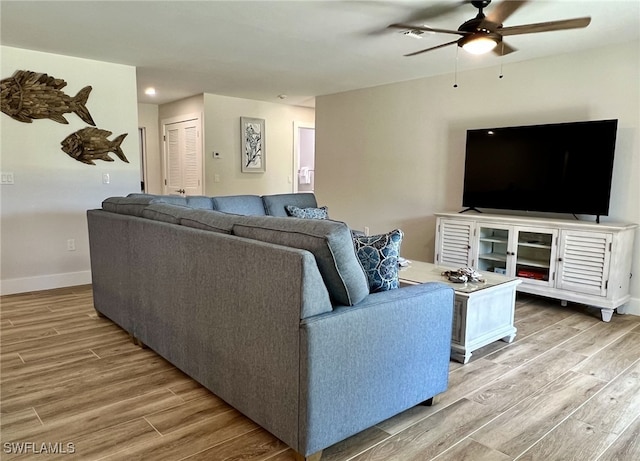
293;121;315;193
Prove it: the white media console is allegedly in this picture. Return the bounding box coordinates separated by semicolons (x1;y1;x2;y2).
434;212;637;321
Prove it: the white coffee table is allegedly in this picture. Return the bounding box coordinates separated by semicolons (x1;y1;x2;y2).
399;261;522;364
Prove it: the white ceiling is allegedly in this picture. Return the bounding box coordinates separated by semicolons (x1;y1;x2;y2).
2;1;638;107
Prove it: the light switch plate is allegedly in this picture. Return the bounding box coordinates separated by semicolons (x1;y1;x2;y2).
1;172;15;185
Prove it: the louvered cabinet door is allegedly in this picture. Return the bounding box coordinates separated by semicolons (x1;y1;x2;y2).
556;230;612;297
435;218;474;267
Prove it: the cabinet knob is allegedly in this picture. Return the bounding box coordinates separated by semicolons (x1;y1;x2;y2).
558;257;563;262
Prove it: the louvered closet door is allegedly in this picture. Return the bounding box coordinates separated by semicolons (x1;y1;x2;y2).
165;125;183;194
163;118;203;196
556;230;612;296
436;219;474;267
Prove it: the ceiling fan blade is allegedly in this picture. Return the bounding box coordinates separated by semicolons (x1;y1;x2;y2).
492;41;517;56
499;17;591;36
388;23;469;36
486;0;529;25
403;1;471;24
404;39;458;57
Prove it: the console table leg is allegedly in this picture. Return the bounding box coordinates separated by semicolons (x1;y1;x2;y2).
451;349;472;364
600;308;614;322
501;332;516;343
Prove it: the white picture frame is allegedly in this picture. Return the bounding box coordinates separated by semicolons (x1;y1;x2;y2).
241;117;265;173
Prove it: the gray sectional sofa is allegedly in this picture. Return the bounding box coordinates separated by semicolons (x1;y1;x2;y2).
87;192;454;460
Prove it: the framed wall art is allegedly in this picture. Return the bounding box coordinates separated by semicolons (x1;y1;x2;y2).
240;117;265;173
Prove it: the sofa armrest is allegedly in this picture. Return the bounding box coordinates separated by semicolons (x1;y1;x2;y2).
298;282;454;455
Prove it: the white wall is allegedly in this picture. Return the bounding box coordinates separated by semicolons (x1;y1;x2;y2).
1;46;139;295
159;94;204;121
150;93;313;196
203;93;315;196
315;41;640;314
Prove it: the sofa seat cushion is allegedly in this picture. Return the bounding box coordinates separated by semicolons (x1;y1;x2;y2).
232;217;369;306
180;209;240;234
212;195;266;215
286;205;328;219
262;193;318;217
353;229;403;292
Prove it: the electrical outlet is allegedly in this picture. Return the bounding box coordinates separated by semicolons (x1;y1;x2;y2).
364;227;370;236
102;173;110;184
214;174;220;183
67;239;76;251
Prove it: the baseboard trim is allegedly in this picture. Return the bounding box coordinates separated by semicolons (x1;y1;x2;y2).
0;271;92;296
618;296;640;316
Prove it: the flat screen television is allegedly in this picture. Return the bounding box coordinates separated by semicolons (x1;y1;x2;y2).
462;119;618;220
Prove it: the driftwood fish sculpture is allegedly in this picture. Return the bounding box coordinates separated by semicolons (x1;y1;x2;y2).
0;70;95;125
61;127;128;165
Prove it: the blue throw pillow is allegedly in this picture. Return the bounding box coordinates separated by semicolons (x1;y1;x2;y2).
353;229;403;292
285;205;329;219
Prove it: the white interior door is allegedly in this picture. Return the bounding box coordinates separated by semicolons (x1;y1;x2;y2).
162;114;203;196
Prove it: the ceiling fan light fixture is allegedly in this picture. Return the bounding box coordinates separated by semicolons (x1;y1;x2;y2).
461;35;498;54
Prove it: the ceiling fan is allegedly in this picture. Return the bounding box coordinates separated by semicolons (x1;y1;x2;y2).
388;0;591;57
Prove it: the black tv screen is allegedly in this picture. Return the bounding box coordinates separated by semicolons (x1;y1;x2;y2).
462;119;618;217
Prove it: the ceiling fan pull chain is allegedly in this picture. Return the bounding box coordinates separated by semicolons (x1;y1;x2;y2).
499;41;505;79
453;46;459;88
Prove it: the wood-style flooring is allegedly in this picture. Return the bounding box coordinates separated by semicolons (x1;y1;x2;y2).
1;285;639;460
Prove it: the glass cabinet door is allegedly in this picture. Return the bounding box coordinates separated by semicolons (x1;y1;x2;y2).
514;227;557;286
476;225;511;274
476;224;557;287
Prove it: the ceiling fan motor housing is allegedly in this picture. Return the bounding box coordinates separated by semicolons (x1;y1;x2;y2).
458;13;502;52
471;0;492;10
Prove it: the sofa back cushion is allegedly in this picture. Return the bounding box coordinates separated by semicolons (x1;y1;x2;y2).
232;217;369;306
180;209;239;234
212;195;266;216
142;203;197;224
102;196;158;217
262;193;317;217
185;196;214;209
152;195;189;206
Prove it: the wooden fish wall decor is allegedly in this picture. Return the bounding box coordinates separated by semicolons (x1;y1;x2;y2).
1;70;96;125
61;127;129;165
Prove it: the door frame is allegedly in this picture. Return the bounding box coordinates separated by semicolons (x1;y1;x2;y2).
292;121;315;193
161;112;204;195
138;127;147;193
